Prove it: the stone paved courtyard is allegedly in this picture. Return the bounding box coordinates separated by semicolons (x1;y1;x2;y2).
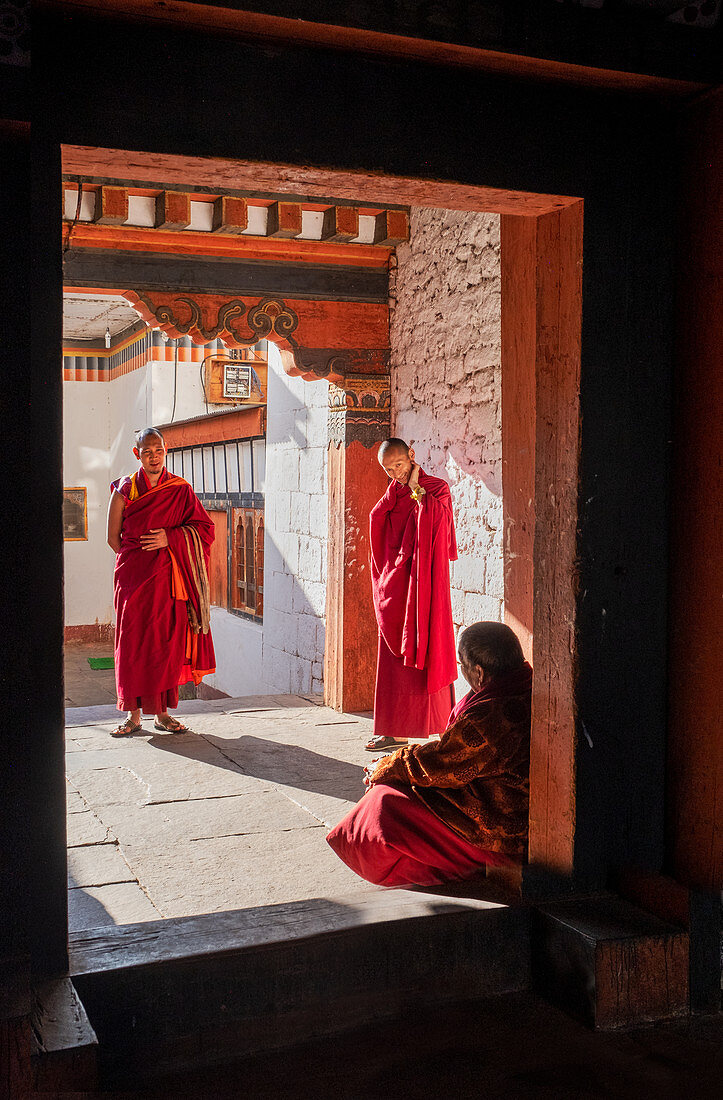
65;690;384;931
65;637;396;929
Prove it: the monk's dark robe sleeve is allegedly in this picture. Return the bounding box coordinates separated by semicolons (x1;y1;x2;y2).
369;707;497;789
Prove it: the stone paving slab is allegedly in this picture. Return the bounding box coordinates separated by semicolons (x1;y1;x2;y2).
67;741;262;804
119;826;372;917
67;809;116;847
66;781;88;815
68;843;136;888
69;882;161;930
86;788;324;846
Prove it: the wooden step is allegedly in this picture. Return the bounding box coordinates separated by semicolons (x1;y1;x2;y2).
532;893;690;1029
31;977;98;1092
69;888;530;1074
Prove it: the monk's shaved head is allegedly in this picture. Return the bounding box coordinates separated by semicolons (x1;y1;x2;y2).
377;438;409;463
458;622;526;677
135;427;165;448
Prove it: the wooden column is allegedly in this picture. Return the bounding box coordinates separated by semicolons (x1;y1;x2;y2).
501;203;583;878
667;88;723;893
324;377;390;712
501;216;536;664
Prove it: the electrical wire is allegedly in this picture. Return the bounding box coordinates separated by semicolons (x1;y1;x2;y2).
63;178;84;254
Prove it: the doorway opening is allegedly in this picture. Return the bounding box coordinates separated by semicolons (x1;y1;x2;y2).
61;145;582;934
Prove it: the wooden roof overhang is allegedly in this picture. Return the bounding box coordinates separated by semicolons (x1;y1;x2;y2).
62;176;409;381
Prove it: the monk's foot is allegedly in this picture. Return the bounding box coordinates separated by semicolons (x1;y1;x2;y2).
111;717;143;738
154;714;190;733
365;734;409;752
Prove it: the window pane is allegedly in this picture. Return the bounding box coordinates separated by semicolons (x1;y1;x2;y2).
192;448;203;491
235;513;246;607
183;449;193;484
203;446;215;493
166;451;175;475
252;440;266;492
225;443;240;492
240;442;252;491
245;516;256;611
214;444;227;493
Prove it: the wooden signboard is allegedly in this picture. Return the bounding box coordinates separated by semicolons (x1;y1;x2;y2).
205;354;268;406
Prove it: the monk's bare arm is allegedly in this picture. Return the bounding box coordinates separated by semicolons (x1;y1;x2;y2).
106;491;125;553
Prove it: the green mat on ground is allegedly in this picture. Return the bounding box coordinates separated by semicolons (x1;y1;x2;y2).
87;657;114;670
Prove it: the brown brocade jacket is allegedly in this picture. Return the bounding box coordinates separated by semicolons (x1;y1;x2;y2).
369;663;532;858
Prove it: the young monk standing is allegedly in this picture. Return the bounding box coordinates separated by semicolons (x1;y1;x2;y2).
106;427;216;737
365;438;458;752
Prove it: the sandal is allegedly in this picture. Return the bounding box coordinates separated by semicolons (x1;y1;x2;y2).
365;734;409;752
153;717;190;733
111;719;143;738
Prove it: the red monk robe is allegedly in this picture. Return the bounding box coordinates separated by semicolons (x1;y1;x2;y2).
327;662;532;887
370;467;458;739
112;467;216;715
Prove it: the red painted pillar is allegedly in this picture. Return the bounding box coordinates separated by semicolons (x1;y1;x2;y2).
501;204;583;878
324;377;390;712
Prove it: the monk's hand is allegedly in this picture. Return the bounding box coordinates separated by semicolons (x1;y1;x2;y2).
140;528;168;551
408;464;425;503
363;763;378;790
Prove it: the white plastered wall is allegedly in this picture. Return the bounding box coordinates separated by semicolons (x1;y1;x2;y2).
150;346;208;425
390;207;503;700
261;342;328;695
63;368;151;627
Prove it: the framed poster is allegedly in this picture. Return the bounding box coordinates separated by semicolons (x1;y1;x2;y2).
63;487;88;541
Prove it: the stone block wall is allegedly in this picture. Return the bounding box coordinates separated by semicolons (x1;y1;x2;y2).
263;343;328;695
390;207;503;697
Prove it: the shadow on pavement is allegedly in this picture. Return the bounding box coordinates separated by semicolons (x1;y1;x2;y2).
149;732;366;800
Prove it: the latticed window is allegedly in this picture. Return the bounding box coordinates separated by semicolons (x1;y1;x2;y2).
232;508;264;617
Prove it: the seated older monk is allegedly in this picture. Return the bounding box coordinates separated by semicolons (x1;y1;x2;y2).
327;622;532;887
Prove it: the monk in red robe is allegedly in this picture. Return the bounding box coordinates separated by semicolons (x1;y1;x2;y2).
366;438;457;752
106;427;216;737
327;622;531;888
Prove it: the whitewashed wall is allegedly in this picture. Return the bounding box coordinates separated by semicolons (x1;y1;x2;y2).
262;343;328;695
204;608;266;696
390;207;503;699
150;347;208;425
63;368;151;627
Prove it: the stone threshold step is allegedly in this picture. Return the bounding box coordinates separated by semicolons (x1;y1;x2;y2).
70;889;530;1073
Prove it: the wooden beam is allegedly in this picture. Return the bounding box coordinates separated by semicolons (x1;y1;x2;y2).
63;252;390;302
94;185;127;225
60;222;392;269
214;195;248;235
376;208;409;246
61;147;582;217
156;190;191;230
271;202;303;239
329;206;359;242
41;0;712;97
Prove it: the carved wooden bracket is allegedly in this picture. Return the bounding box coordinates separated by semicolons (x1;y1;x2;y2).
124;290;389;385
328;376;391;449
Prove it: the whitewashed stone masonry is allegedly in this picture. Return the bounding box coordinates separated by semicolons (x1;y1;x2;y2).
263;343;328;695
390;207;503;698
